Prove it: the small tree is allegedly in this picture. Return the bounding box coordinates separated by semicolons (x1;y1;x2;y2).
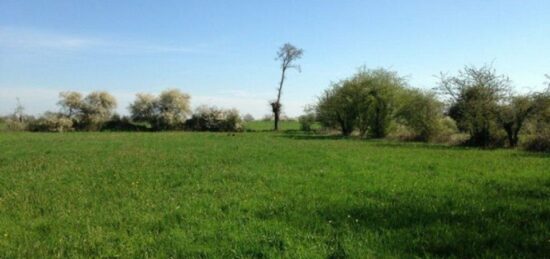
315;83;358;136
272;43;303;131
439;65;510;147
58;91;83;120
14;98;25;123
396;89;444;141
496;95;536;147
243;114;255;122
129;89;191;130
80;91;117;130
157;89;191;130
129;93;158;128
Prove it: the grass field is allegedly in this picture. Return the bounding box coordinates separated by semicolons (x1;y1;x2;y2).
0;130;549;258
243;120;302;131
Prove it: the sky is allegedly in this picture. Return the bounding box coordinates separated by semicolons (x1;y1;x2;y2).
1;0;549;117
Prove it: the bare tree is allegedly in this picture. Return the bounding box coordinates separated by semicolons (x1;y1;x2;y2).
271;43;303;131
14;98;25;123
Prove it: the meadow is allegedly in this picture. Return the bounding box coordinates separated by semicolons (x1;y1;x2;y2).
0;124;548;258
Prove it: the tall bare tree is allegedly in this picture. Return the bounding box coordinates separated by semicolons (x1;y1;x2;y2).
271;43;303;131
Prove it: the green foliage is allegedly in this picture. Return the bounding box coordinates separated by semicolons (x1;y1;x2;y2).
440;65;510;147
0;132;548;257
396;89;444;141
298;113;316;132
315;68;411;138
524;91;550;152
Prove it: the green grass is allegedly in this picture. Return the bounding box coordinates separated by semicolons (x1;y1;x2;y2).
243;120;301;131
0;131;548;258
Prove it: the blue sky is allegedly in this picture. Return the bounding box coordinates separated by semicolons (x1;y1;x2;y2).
1;0;549;117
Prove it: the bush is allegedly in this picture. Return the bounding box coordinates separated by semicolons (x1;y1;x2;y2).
101;114;149;131
4;118;27;131
28;112;74;132
524;135;550;152
186;106;243;132
243;114;255;122
298;113;316;132
439;65;510;147
396;89;444;141
315;68;410;137
129;89;191;130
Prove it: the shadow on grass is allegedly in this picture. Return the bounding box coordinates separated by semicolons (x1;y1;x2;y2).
314;197;547;258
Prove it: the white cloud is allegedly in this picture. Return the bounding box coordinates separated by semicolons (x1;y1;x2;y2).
0;26;198;54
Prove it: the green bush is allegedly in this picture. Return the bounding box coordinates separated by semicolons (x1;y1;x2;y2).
298;113;316;132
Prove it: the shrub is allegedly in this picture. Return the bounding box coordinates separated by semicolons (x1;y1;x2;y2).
298;113;316;132
243;114;255;122
396;89;444;141
101;114;149;131
186;106;242;132
28;112;74;132
315;68;408;137
129;89;191;130
4;118;27;131
439;65;510;147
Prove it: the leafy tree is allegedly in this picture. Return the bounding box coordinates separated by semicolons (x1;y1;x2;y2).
129;89;191;130
315;68;406;138
439;65;510;147
129;93;158;127
157;89;191;129
298;106;316;132
80;91;117;130
496;95;536;147
315;82;358;136
58;91;83;120
272;43;303;131
396;89;444;141
186;105;242;132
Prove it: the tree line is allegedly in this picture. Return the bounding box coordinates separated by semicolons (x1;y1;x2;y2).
1;42;549;152
2;89;243;132
301;66;549;151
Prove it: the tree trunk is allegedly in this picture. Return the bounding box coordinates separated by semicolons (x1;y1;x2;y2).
274;67;286;131
274;112;280;131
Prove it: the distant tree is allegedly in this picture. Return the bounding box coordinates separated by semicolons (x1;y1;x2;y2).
80;91;117;130
315;82;358;136
271;43;303;131
396;89;444;141
157;89;191;130
28;112;73;132
14;98;25;123
129;93;158;127
439;65;510;147
58;91;83;119
298;106;316;132
243;113;255;122
129;89;191;130
186;105;242;132
496;95;537;147
315;68;407;138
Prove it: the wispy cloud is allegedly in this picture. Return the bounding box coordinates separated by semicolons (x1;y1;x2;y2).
0;26;199;54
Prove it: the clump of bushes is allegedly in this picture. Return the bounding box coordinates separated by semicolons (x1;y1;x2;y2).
186;105;242;132
27;112;73;132
129;89;191;130
315;68;443;140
